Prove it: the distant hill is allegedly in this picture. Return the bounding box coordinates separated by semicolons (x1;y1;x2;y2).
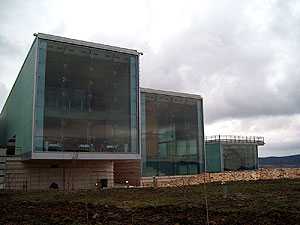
259;154;300;168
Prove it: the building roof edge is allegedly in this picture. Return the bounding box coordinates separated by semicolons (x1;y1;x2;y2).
37;33;139;56
140;87;202;100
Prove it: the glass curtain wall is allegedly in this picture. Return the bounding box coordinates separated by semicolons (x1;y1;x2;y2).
34;40;138;153
223;145;256;171
205;143;222;172
0;40;37;155
142;93;202;176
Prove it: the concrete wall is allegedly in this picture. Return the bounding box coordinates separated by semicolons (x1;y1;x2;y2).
5;157;114;190
0;148;6;189
114;159;141;186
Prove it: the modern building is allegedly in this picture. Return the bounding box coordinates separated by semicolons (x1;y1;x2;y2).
0;33;264;189
140;88;205;177
0;33;141;189
205;135;265;172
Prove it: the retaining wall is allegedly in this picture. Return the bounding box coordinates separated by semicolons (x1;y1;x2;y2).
144;168;300;187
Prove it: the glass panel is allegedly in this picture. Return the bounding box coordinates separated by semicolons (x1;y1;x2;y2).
0;39;37;155
143;93;201;176
187;139;197;155
223;145;256;171
141;93;147;176
177;141;186;155
130;56;137;153
158;143;167;157
63;117;88;151
205;143;221;172
37;40;138;153
197;100;204;173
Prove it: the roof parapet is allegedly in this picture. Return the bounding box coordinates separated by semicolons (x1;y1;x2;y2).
206;135;265;145
36;33;139;56
140;87;202;100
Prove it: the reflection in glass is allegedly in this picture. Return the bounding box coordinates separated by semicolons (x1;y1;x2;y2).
142;93;203;176
36;40;138;153
223;145;256;171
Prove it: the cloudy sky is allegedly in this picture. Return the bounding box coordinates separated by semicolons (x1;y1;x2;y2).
0;0;299;157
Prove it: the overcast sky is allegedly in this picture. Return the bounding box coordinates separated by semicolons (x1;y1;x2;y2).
0;0;299;157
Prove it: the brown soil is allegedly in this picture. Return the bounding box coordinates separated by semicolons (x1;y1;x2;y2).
1;178;300;224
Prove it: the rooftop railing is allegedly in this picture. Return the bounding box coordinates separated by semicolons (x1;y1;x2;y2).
205;135;265;145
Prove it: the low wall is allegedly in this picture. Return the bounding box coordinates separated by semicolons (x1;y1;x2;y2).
144;168;300;187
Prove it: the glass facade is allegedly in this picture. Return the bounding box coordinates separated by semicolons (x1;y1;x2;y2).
141;91;204;177
205;143;258;172
223;145;257;171
0;40;37;155
34;39;139;153
205;143;221;172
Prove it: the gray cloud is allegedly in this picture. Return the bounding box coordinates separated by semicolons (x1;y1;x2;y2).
0;35;28;100
263;141;300;156
140;0;300;124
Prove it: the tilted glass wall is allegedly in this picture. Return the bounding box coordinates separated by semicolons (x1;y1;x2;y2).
34;39;138;153
0;40;37;155
223;145;256;171
141;92;204;176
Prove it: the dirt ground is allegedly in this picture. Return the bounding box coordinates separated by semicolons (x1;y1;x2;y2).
1;178;300;224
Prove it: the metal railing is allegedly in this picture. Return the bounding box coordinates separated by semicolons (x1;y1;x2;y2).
205;135;264;145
